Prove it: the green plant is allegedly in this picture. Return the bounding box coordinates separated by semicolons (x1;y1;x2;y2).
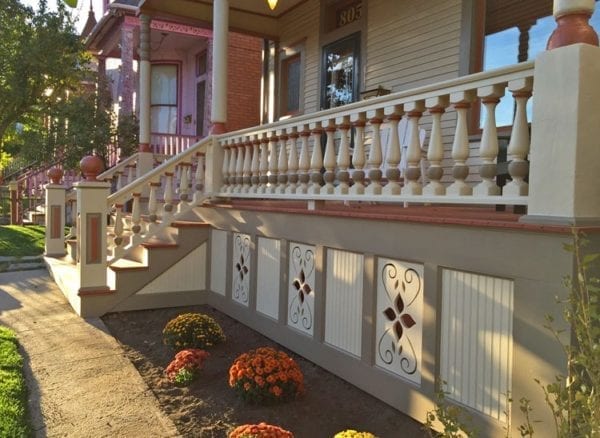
333;430;376;438
0;225;45;257
0;326;31;437
165;348;209;386
229;422;294;438
229;347;304;405
162;313;225;351
424;385;477;438
116;113;139;159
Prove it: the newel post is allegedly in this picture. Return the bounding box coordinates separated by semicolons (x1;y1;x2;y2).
525;0;600;224
44;168;66;257
205;136;224;194
75;156;111;295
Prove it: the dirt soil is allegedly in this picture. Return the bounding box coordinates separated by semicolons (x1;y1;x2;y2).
102;305;427;438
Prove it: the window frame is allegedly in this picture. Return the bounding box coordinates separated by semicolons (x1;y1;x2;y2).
150;62;181;134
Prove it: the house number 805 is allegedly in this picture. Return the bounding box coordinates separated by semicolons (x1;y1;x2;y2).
337;2;362;27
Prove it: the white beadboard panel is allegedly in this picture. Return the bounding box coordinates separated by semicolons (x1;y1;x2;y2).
138;244;206;295
232;233;252;306
288;242;316;336
440;269;514;423
210;229;227;296
375;258;424;385
325;249;364;357
256;237;281;320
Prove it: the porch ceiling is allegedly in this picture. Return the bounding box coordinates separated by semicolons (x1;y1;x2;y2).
139;0;307;39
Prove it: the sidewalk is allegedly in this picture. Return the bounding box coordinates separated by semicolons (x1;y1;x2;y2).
0;269;180;438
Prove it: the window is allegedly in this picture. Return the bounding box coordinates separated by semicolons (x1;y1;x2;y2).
151;64;178;134
281;53;302;116
196;50;207;77
321;32;360;109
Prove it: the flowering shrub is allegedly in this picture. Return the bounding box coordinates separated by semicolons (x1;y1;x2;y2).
163;313;225;351
229;422;294;438
228;347;304;404
333;430;376;438
165;348;209;385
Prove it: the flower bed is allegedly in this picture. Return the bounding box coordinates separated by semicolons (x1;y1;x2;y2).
229;422;294;438
163;313;225;351
165;348;210;385
229;347;304;404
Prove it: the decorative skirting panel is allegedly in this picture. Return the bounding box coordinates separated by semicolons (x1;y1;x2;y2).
232;233;251;306
210;229;228;296
256;237;281;320
138;244;206;294
440;269;514;423
287;242;316;336
375;258;424;385
324;249;364;357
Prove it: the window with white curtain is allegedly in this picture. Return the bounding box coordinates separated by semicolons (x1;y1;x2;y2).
151;64;178;134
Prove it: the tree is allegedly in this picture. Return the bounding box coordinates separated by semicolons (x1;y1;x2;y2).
0;0;89;157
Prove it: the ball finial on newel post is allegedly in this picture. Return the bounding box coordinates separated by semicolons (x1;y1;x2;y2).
80;155;104;181
47;167;64;185
547;0;599;49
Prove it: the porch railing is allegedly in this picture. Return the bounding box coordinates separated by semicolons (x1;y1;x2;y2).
216;62;534;206
150;133;201;156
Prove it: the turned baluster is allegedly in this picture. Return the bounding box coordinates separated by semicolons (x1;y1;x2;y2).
349;116;366;195
221;141;230;192
126;164;135;185
423;96;449;196
277;131;288;194
113;204;125;256
297;128;311;194
242;138;252;193
178;162;191;208
163;172;174;215
116;171;124;191
286;130;299;194
401;102;425;195
382;108;403;195
228;141;238;194
321;120;337;195
193;154;205;203
235;140;245;193
148;182;160;222
131;193;142;237
267;134;279;194
250;136;260;193
504;78;533;197
335;116;351;195
258;135;269;194
365;112;384;195
308;124;323;194
447;92;475;196
474;85;505;196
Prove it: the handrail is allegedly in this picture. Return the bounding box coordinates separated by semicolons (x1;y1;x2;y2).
107;136;212;207
97;152;139;181
217;61;535;139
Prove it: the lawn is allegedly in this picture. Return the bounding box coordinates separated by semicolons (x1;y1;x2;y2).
0;226;45;257
0;326;31;437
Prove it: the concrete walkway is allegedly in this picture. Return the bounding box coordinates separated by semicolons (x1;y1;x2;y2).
0;269;180;438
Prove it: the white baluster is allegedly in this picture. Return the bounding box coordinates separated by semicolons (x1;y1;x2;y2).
235;140;245;193
321;120;337;194
267;133;278;194
504;78;533;197
178;163;191;210
228;141;238;194
193;154;205;203
277;131;288;194
349;116;366;195
221;141;230;192
335;116;351;195
242;138;252;193
401;102;425;196
365;112;384;195
131;193;142;242
474;85;505;197
286;130;299;194
163;172;174;216
297;128;311;194
116;171;124;191
308;124;323;194
126;164;135;185
250;136;260;194
382;108;403;196
423;96;449;196
258;135;269;194
447;92;475;196
148;182;159;222
113;203;125;257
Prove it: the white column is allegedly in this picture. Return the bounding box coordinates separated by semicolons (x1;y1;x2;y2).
137;14;154;181
211;0;229;134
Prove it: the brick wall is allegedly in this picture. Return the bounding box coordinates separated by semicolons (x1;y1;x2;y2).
225;33;263;132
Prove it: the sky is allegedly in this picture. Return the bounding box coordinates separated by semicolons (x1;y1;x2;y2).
19;0;106;32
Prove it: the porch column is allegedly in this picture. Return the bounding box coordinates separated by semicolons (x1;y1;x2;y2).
8;180;18;225
525;1;600;224
44;168;66;257
75;156;110;296
137;14;155;177
211;0;229;134
118;22;135;117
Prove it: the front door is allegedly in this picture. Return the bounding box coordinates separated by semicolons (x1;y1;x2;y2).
321;32;361;110
196;80;206;137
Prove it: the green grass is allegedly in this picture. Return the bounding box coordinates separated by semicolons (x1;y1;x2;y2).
0;226;45;257
0;327;31;438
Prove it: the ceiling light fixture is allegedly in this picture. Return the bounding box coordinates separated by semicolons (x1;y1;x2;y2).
267;0;278;10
